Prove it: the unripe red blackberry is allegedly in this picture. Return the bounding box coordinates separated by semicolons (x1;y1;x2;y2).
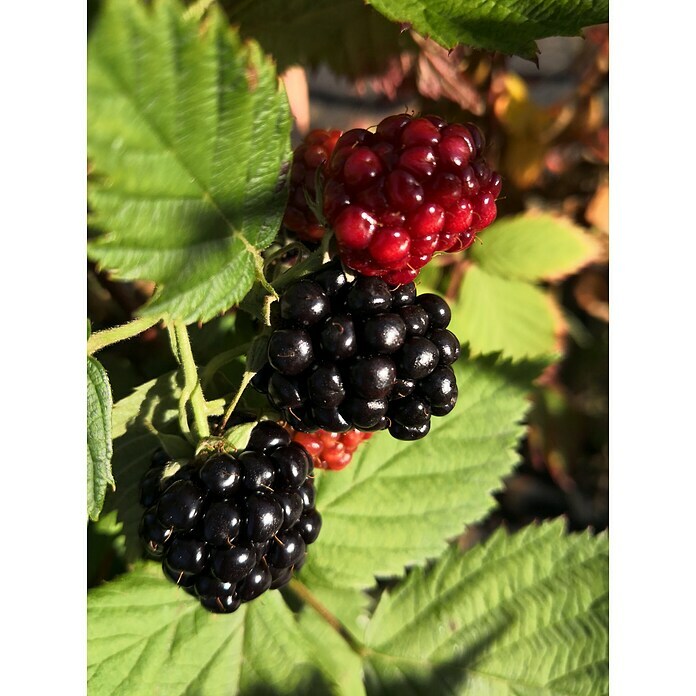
290;428;373;471
256;261;461;440
137;421;321;614
322;114;500;283
283;129;343;243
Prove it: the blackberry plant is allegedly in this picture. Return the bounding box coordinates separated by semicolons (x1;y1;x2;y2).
87;0;609;694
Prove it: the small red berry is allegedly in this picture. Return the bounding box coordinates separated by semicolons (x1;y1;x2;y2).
334;206;377;250
369;228;411;265
398;146;437;178
343;147;384;189
384;267;418;285
287;427;373;471
407;204;446;237
385;170;424;211
376;114;411;142
438;136;473;171
304;145;329;169
410;234;439;256
444;200;474;235
400;118;441;147
471;191;498;231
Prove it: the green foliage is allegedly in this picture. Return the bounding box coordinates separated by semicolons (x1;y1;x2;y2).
88;563;359;695
87;0;292;324
364;520;609;694
470;213;600;283
87;355;114;521
450;213;599;360
88;522;608;695
451;265;561;360
97;371;190;560
366;0;609;58
224;0;413;78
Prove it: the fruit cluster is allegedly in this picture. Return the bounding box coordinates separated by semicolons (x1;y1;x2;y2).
253;262;460;441
138;422;321;614
290;428;373;471
283;115;500;284
324;115;500;285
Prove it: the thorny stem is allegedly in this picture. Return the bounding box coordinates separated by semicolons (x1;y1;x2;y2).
87;315;163;355
287;579;367;657
171;321;210;442
248;243;279;302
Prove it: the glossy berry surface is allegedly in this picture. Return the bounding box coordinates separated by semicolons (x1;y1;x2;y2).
320;114;500;283
259;262;460;440
137;421;321;614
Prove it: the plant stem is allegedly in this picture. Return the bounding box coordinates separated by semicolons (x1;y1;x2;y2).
87;315;162;355
201;343;251;390
288;579;367;657
172;321;210;441
218;370;255;432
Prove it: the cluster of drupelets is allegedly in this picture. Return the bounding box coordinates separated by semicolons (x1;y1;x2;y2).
138;422;321;613
140;113;500;612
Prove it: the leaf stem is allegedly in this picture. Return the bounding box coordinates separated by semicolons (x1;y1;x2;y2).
254;250;280;301
87;315;162;355
287;579;367;657
171;321;210;441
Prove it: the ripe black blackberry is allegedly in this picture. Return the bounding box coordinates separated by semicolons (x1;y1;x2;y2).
138;423;321;614
254;262;460;440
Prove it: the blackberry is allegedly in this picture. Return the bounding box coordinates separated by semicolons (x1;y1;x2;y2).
199;454;242;497
321;114;500;283
267;330;314;376
138;421;321;614
257;263;460;440
200;593;241;614
296;509;323;544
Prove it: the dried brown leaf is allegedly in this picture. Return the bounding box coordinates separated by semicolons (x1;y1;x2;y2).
413;35;485;115
574;270;609;323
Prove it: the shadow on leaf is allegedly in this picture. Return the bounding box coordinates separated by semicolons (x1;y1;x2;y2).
363;612;509;695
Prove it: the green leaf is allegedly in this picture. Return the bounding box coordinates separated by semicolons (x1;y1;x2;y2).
223;420;257;450
364;521;608;695
224;0;413;78
366;0;608;58
88;355;114;521
471;213;600;282
88;563;362;695
450;265;562;360
88;0;292;324
296;608;367;696
302;355;540;592
295;564;373;639
99;371;185;561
